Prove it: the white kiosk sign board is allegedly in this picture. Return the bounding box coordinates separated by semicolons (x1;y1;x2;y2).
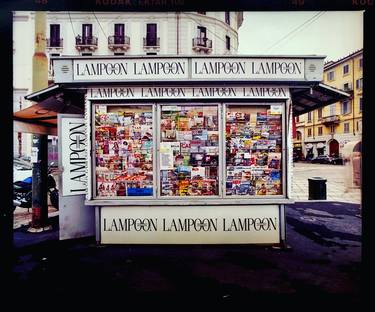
58;114;94;240
101;205;280;244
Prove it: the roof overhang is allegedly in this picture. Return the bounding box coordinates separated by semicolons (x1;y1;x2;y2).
16;79;350;135
13;84;84;135
290;83;351;116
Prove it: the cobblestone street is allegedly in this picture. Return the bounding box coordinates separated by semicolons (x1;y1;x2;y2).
291;162;361;204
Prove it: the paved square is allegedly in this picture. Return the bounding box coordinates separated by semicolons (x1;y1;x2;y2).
291;162;361;204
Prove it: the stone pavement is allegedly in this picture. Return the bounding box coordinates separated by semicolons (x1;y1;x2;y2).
9;201;362;308
291;162;361;204
13;206;58;229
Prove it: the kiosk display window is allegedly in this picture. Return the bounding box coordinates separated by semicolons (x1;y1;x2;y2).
94;104;154;197
225;105;283;196
91;102;284;199
159;105;220;196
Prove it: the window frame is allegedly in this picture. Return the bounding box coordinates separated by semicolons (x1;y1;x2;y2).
146;23;157;46
341;100;351;115
157;103;223;199
317;108;322;120
344;122;350;133
88;101;288;201
357;120;362;132
327;71;335;81
223;102;286;199
225;35;231;51
49;24;61;47
114;23;125;44
356;78;363;90
82;24;93;40
225;12;230;25
296;131;302;141
343;64;349;75
307;111;312;123
91;102;157;200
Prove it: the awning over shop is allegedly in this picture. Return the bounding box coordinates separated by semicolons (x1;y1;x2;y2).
15;81;350;134
290;83;351;116
14;84;85;135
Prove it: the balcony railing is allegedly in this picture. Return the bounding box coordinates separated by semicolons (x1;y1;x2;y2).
46;38;63;49
108;35;130;51
192;37;212;52
75;36;98;51
322;115;340;125
143;37;160;49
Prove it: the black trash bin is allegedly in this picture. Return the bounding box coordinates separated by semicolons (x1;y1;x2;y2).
308;177;327;200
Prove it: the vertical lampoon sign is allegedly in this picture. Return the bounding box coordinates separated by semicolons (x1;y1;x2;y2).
61;117;87;196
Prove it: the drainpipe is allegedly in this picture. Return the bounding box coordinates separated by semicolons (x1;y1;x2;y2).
29;12;50;232
18;97;22;157
352;58;355;136
176;12;180;55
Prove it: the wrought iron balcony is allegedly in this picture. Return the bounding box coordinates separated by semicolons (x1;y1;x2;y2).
192;37;212;52
75;36;98;51
46;38;63;49
143;37;160;49
322;115;340;125
108;35;130;51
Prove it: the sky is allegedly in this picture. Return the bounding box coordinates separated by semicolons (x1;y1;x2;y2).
238;11;363;63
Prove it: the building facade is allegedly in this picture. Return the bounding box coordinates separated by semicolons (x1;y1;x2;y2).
294;49;363;159
13;11;243;159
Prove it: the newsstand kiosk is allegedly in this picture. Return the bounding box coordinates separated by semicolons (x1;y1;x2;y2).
51;55;327;245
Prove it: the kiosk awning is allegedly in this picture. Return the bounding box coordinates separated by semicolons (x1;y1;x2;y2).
290;83;351;116
16;81;350;134
14;84;84;135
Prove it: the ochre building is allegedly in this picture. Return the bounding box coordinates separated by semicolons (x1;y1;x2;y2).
294;49;362;159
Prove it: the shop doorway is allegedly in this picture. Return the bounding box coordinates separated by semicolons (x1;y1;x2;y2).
329;139;339;157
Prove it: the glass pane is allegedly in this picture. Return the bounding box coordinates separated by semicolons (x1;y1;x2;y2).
50;24;60;44
94;104;153;197
225;105;283;196
146;23;157;45
82;24;92;38
160;105;219;196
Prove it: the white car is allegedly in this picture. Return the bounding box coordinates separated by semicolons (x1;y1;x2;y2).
13;158;33;182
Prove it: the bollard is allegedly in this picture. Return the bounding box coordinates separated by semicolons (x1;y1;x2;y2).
308;177;327;200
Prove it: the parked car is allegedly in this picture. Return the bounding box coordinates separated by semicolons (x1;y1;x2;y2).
330;156;344;165
293;153;305;162
13;158;33;182
311;155;343;165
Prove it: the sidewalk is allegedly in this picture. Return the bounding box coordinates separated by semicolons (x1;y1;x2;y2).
9;201;361;307
13;205;58;229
